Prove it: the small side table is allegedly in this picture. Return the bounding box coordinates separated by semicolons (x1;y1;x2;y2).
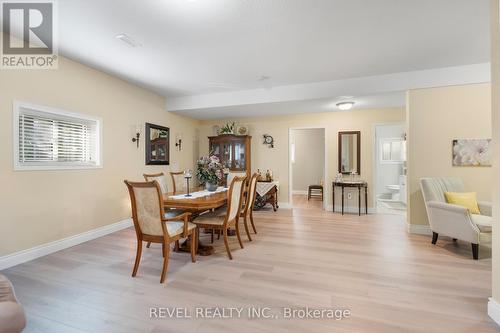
332;181;368;216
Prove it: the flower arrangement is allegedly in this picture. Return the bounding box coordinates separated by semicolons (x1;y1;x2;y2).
219;122;235;134
196;155;224;188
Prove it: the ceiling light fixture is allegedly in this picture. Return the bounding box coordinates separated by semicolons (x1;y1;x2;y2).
336;101;355;111
115;34;142;47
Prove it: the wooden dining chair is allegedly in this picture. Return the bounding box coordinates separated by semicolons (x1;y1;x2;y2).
170;171;185;194
240;173;259;241
124;180;197;283
144;172;186;249
192;175;247;260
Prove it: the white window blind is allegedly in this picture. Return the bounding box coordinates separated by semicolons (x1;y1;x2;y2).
14;102;101;170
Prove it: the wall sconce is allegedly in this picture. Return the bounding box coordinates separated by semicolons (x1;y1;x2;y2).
132;124;142;148
175;133;182;151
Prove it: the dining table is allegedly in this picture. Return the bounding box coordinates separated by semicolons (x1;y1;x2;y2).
163;188;228;256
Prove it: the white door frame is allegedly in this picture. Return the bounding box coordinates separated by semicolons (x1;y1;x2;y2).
289;127;327;210
372;122;406;211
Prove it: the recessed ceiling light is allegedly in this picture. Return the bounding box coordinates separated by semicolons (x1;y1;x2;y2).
336;101;355;111
115;34;142;47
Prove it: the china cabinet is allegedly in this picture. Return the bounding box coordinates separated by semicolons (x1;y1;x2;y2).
208;134;251;173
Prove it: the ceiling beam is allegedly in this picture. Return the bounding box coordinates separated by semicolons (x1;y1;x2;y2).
167;63;490;112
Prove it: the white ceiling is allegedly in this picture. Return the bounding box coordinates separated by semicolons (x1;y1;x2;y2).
176;91;406;120
58;0;490;119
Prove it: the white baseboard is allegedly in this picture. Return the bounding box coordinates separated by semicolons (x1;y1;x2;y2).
489;298;500;327
278;202;292;209
0;218;132;271
407;223;432;235
325;204;376;214
292;190;309;195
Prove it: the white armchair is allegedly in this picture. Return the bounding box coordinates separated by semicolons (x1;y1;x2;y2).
420;178;492;260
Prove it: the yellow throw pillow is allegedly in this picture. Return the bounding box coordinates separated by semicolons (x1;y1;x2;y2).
444;192;480;214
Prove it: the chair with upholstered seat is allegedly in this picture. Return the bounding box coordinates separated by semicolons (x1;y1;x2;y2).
240;173;259;241
124;180;197;283
420;177;492;260
226;171;247;187
0;274;26;333
144;172;186;249
170;171;186;194
192;175;247;259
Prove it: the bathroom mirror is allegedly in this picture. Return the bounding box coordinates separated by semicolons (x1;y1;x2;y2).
338;131;361;175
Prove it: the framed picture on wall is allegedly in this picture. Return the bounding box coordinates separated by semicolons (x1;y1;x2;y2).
452;139;491;167
145;123;170;165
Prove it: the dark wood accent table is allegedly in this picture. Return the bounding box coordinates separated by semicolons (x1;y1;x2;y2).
163;191;228;256
332;181;368;216
254;183;279;211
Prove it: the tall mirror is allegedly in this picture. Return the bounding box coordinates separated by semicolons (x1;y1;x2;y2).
338;131;361;175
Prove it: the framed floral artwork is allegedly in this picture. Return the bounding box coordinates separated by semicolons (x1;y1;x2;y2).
452;139;491;167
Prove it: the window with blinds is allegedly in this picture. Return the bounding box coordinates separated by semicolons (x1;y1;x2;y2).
14;102;101;170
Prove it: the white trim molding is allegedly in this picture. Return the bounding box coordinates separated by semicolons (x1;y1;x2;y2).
0;219;132;271
292;190;309;195
277;202;292;209
489;298;500;327
407;223;432;235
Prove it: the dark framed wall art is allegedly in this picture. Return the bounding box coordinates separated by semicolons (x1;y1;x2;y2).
145;123;170;165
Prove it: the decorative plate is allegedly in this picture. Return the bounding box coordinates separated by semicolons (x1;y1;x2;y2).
236;125;249;135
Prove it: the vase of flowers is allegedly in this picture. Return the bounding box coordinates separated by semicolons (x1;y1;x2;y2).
196;155;224;191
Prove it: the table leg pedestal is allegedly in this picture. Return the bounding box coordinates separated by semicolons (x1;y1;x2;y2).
178;230;215;256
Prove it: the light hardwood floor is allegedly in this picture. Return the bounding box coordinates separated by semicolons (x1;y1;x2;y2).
2;207;498;333
292;194;323;209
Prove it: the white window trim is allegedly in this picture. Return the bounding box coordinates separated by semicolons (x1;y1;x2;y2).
13;101;103;171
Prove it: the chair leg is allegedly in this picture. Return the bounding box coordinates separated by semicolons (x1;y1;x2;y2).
160;242;170;283
174;240;180;252
431;232;438;245
190;231;196;263
162;243;165;257
146;241;151;248
132;239;142;277
211;229;214;244
243;216;252;241
471;243;479;260
196;228;200;251
218;229;221;240
235;221;244;249
250;213;257;234
223;228;233;260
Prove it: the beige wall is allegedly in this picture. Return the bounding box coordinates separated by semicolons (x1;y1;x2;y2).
291;129;325;192
199;108;404;208
406;83;492;227
0;57;199;256
491;0;500;305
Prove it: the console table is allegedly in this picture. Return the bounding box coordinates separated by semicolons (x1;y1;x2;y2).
332;181;368;216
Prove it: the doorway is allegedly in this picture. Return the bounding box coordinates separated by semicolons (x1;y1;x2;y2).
289;128;326;210
373;123;407;215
